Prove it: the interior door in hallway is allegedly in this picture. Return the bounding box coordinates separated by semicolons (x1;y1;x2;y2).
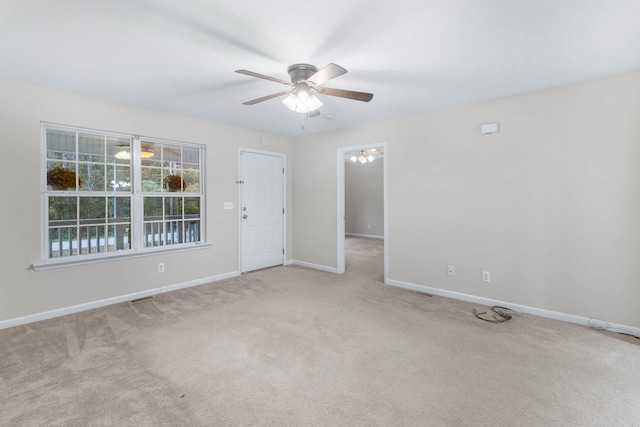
240;151;284;272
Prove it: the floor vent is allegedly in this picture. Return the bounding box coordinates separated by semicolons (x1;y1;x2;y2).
130;296;155;304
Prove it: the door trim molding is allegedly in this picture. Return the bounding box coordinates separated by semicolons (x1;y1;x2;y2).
336;142;388;283
291;259;339;274
237;148;287;273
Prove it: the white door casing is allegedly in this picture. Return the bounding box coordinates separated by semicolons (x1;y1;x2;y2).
239;150;285;272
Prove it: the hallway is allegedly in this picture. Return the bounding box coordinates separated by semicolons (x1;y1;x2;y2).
345;236;384;282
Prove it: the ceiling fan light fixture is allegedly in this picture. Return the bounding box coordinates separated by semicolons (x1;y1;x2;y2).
282;88;323;113
237;63;373;115
351;149;377;164
140;149;154;158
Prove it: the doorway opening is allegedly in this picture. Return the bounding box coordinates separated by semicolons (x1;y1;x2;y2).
337;143;388;283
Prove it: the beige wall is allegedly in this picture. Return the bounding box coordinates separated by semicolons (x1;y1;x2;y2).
3;71;640;330
293;71;640;328
345;159;384;236
0;77;293;323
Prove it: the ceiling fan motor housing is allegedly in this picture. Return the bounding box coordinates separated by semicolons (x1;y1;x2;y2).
287;64;318;84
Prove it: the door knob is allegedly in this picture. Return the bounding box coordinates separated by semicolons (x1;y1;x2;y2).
242;214;248;219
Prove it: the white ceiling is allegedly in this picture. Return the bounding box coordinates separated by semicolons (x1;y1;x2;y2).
2;0;639;137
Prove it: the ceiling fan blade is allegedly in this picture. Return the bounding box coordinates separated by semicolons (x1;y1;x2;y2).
235;70;292;86
306;110;321;118
368;148;384;155
307;63;347;86
318;87;374;102
242;91;290;105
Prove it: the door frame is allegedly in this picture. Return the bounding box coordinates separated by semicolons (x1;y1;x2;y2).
237;147;287;273
336;142;388;283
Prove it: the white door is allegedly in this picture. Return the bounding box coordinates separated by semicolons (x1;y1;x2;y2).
240;151;284;272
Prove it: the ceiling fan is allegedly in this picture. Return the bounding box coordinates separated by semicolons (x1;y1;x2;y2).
235;63;373;114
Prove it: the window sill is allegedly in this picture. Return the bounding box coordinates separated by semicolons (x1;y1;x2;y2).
32;243;212;271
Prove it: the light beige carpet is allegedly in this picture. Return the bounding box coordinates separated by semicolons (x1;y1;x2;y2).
1;237;638;426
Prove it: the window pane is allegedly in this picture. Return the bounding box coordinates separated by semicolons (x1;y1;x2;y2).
49;197;77;222
78;163;105;191
144;197;163;220
79;197;106;224
97;226;107;253
108;197;130;223
165;219;183;245
108;224;131;251
80;225;107;254
47;129;76;161
162;171;186;192
78;133;105;163
165;197;183;218
47;160;65;170
183;170;200;192
49;226;78;257
143;222;163;248
183;147;200;169
107;164;131;192
49;228;64;258
108;137;132;165
184;197;200;217
185;220;200;243
141;141;161;167
163;144;182;168
140;142;157;163
141;167;162;192
47;163;81;191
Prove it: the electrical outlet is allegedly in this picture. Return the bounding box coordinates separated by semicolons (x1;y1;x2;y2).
482;270;491;283
158;263;165;273
447;265;455;276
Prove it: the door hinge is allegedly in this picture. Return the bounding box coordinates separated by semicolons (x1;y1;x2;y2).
282;208;285;214
236;180;244;184
282;168;285;175
283;248;285;255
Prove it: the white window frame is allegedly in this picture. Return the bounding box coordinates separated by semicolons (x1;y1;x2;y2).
34;123;208;270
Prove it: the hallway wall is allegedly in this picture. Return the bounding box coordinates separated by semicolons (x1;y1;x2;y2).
345;159;384;237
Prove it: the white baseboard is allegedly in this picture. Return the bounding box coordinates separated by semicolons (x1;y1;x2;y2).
6;272;636;338
291;259;339;274
0;272;240;330
284;259;294;266
345;233;384;239
213;270;241;281
160;276;215;293
386;278;640;338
